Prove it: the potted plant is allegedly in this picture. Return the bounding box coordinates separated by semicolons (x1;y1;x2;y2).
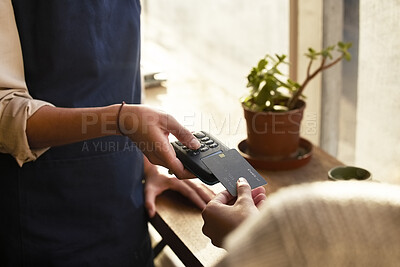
241;42;352;161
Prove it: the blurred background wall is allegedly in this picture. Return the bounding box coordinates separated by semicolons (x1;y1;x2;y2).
141;0;289;102
355;0;400;184
141;0;400;183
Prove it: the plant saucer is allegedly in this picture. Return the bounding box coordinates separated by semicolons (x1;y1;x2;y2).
237;138;313;171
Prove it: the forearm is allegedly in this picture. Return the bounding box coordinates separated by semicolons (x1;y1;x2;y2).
25;102;198;178
26;104;122;149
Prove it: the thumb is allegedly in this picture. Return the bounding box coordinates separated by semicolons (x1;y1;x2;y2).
166;117;200;150
145;189;157;218
236;177;253;204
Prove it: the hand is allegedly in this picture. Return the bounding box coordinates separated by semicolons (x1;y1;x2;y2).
120;104;200;179
201;178;266;247
143;157;216;218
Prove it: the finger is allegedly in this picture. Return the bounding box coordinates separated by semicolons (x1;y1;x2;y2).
168;167;197;179
256;199;266;209
157;143;197;179
167;158;197;179
169;168;197;179
212;190;235;205
236;177;253;204
169;179;208;210
251;186;266;199
196;184;216;203
147;143;191;179
253;193;267;207
144;186;158;218
183;180;216;203
165;115;200;150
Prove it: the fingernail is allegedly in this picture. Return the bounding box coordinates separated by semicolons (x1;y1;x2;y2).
189;138;201;149
237;177;248;185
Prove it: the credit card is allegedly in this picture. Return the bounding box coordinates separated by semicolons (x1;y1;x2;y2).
201;149;267;196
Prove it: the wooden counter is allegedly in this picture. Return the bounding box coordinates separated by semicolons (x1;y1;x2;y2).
150;146;343;266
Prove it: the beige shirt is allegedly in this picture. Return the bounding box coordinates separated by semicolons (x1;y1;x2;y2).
0;0;53;166
217;181;400;267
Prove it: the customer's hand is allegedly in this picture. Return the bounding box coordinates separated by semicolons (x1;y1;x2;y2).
143;156;215;218
202;178;266;247
120;104;200;179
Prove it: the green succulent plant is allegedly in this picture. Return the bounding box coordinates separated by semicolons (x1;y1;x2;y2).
242;41;352;112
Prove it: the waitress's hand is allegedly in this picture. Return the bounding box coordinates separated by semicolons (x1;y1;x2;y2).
120;104;200;179
143;156;215;218
201;178;266;247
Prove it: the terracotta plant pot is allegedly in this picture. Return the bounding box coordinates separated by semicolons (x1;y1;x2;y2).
243;100;306;158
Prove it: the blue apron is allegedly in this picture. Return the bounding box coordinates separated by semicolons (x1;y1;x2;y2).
0;1;153;266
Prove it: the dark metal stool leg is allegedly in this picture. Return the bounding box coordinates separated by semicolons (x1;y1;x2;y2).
153;239;167;258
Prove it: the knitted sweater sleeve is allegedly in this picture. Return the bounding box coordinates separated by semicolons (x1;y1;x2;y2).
216;181;400;267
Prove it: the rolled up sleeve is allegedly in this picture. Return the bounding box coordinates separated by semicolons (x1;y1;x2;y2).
0;0;53;166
